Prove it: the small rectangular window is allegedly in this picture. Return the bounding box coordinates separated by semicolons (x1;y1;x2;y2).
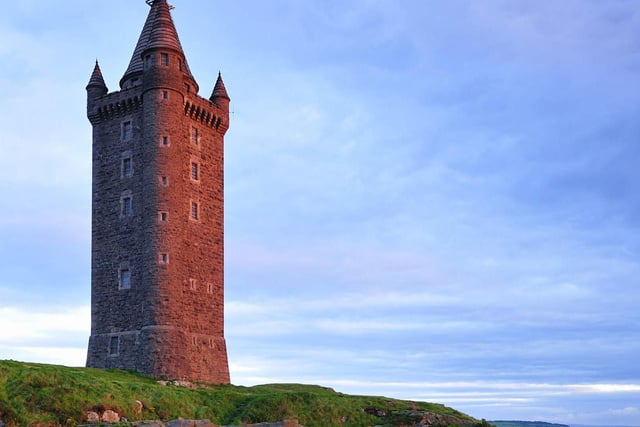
162;90;169;100
161;136;169;146
161;53;169;66
191;202;199;220
178;58;183;71
144;54;152;69
189;278;198;291
191;127;199;145
122;157;132;178
207;283;213;294
185;84;191;93
122;121;133;141
191;162;199;181
109;336;120;356
121;196;132;217
119;269;131;289
161;176;169;186
159;253;169;265
159;211;168;222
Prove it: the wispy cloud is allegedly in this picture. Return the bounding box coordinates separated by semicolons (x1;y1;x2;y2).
0;306;89;366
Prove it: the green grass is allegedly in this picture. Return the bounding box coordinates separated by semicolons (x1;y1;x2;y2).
0;360;485;426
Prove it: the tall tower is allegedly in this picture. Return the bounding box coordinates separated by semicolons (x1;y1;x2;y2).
86;0;230;383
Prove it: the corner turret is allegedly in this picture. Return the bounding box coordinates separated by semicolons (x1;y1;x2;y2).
86;61;108;119
210;72;230;112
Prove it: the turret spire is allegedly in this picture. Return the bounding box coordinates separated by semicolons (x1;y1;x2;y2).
120;0;196;89
87;60;108;92
210;72;230;109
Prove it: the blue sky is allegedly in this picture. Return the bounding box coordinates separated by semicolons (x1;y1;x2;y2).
1;0;640;425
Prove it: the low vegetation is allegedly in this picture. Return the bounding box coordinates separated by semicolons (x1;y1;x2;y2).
0;360;489;427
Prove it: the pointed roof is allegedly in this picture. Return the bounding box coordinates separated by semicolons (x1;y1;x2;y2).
120;0;196;89
210;72;230;101
87;60;108;91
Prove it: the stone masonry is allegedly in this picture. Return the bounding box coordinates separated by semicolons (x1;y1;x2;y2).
85;0;230;383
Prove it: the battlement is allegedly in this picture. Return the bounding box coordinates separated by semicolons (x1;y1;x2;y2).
88;89;143;123
184;94;228;133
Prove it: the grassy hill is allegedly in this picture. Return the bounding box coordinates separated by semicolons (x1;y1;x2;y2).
0;360;490;427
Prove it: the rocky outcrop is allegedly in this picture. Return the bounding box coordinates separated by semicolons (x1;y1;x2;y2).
367;407;478;427
81;416;303;427
222;422;302;427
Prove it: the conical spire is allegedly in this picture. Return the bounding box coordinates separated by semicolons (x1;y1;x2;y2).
87;60;108;92
210;72;230;101
119;0;196;89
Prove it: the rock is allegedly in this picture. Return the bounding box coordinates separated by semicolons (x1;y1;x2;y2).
101;409;121;423
86;411;101;423
165;419;217;427
172;380;195;388
132;421;165;427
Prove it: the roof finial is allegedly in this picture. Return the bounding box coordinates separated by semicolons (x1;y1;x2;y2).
146;0;174;9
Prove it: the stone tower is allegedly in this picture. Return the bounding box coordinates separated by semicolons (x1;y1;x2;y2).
86;0;230;383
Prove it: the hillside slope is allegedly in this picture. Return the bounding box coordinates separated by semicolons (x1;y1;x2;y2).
0;360;489;427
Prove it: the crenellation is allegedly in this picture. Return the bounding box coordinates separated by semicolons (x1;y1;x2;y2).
184;98;228;131
90;90;144;123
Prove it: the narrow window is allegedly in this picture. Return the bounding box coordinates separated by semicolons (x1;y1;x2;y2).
109;336;120;356
185;83;191;93
161;136;170;147
190;127;199;145
191;162;199;181
159;211;168;222
122;121;133;141
161;176;169;187
178;58;183;71
122;157;132;178
121;196;132;217
191;202;199;220
144;54;152;69
207;283;213;294
161;53;169;66
159;253;169;265
162;90;169;100
189;278;198;291
119;269;131;289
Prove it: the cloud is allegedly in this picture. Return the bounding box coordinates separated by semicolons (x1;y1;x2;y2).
0;306;90;352
0;306;90;343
